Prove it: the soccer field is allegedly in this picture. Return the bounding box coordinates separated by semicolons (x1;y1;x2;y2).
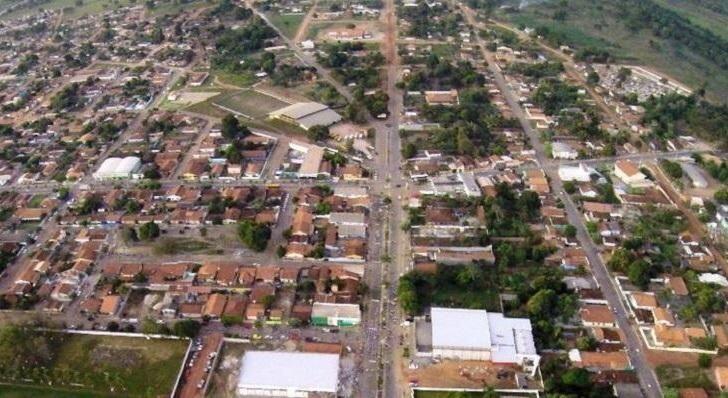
212;90;290;119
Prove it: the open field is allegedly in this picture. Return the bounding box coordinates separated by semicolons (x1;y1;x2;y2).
212;90;289;119
266;13;305;38
0;333;188;397
499;1;728;102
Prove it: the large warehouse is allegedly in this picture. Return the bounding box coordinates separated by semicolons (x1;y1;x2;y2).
269;102;342;130
237;351;340;397
428;307;541;376
93;156;141;180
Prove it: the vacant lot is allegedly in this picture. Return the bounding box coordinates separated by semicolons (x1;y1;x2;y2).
656;365;716;391
212;90;289;119
0;333;188;397
266;13;305;38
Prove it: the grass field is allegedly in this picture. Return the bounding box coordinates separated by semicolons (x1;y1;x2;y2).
266;13;305;38
499;0;728;102
212;90;288;119
0;334;188;397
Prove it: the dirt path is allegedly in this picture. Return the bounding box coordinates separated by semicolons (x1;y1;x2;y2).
293;0;318;42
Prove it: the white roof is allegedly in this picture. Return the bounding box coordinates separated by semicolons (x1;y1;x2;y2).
698;273;728;287
431;307;537;359
94;156;141;178
334;186;368;198
431;307;492;350
329;212;365;225
237;351;340;393
312;302;361;319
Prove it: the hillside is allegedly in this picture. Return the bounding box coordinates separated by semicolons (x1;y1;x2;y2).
492;0;728;103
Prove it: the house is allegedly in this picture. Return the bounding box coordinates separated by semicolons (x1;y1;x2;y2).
203;293;227;319
571;350;631;371
99;295;121;315
614;160;649;187
629;292;658;310
716;367;728;391
579;304;616;328
291;208;314;237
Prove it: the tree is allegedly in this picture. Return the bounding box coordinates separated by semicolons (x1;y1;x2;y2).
238;220;271;251
714;187;728;204
586;71;600;85
564;224;577;238
306;125;330;142
401;142;417;159
527;289;557;318
627;259;651;290
138;221;160;241
107;321;120;332
173;320;201;338
576;336;598;351
221;113;249;140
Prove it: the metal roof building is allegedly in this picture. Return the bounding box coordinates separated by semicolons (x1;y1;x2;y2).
237;351;340;397
429;307;540;375
681;163;708;188
93;156;141;180
269;102;342;130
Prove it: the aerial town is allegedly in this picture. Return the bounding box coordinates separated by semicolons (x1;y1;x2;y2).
0;0;726;397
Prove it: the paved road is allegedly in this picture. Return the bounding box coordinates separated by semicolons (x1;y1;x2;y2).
461;3;662;397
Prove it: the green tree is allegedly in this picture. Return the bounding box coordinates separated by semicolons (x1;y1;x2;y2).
306;125;330;142
221;113;249;141
627;259;651;290
138;221;160;241
564;224;577;238
237;220;271;252
173;320;201;338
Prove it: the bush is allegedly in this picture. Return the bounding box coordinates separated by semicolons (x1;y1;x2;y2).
698;353;712;368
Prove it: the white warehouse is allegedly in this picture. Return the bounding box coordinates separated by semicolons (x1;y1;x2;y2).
429;307;540;376
237;351;340;397
93;156;141;180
